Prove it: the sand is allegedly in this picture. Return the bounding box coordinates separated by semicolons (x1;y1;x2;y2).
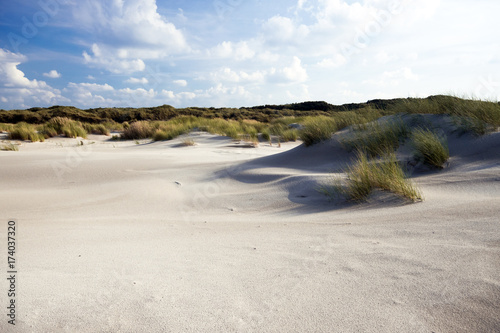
0;122;499;332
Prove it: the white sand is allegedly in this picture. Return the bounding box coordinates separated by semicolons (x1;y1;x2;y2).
0;126;499;332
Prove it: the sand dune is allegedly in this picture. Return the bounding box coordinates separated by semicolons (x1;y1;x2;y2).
0;123;499;332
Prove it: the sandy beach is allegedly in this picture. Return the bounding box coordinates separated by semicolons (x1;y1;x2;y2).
1;127;499;332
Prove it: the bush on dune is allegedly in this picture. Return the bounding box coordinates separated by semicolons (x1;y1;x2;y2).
40;117;87;138
325;151;422;202
122;121;156;140
299;116;338;146
83;123;111;136
153;124;190;141
411;128;449;168
8;122;45;142
61;121;87;138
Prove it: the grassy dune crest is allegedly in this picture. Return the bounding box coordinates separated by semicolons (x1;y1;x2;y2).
341;119;410;157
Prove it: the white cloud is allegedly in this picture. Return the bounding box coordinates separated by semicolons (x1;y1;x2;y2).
43;70;61;78
126;77;149;84
317;54;347;68
261;15;309;45
67;82;115;92
0;49;67;108
173;79;187;87
64;82;166;107
75;0;188;73
159;90;196;105
280;56;308;82
362;67;418;86
83;44;146;74
207;58;306;85
209;41;256;61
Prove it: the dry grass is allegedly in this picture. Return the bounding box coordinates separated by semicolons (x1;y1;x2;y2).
9;123;45;142
180;137;196;146
341;119;410;157
411;128;449;168
323;151;423;202
122;121;156;140
1;143;19;151
299;116;338;146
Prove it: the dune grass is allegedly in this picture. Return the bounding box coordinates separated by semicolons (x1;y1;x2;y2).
38;117;88;138
61;121;87;138
264;119;301;143
298;108;382;147
122;121;156;140
389;95;500;130
9;122;45;142
411;128;449;168
83;123;111;136
180;137;196;146
153;124;191;141
341;119;410;157
1;143;19;151
299;116;338;146
0;123;14;132
0;95;497;146
323;151;422;202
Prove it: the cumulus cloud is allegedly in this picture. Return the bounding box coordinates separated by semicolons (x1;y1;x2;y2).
362;67;418;86
207;57;307;85
83;44;146;74
317;54;347;68
76;0;188;73
209;41;256;61
125;77;149;84
160;90;196;103
208;67;265;83
0;49;67;108
43;70;62;78
173;80;188;87
261;15;309;45
64;82;162;107
277;56;308;82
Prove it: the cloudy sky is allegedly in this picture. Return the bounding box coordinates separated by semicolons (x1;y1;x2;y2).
0;0;498;109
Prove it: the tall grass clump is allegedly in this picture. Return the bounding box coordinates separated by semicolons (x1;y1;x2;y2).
341;119;410;157
47;117;71;132
280;129;298;142
83;123;111;136
332;151;422;202
1;143;19;151
411;128;449;168
153;123;191;141
180;137;196;146
122;121;156;140
299;116;338;146
62;121;87;138
0;123;14;132
453;116;494;136
42;117;87;138
8;122;45;142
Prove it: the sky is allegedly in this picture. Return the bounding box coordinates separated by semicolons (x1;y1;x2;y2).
0;0;499;110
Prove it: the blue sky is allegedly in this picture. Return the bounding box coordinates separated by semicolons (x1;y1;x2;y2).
0;0;499;109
